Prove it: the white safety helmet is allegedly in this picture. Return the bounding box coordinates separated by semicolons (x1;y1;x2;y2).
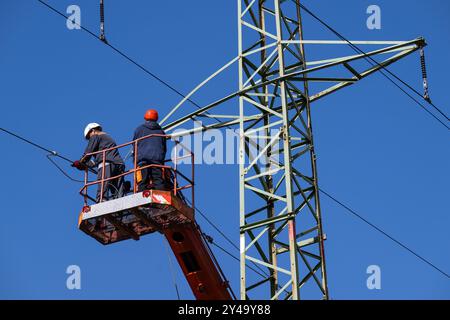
84;123;102;139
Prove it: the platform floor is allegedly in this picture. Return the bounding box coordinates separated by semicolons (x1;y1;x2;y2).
78;190;194;245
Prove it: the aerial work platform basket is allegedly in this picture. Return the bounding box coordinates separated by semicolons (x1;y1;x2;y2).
76;134;233;300
78;189;194;244
77;134;195;245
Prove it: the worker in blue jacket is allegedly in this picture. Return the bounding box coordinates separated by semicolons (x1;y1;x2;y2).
133;109;168;191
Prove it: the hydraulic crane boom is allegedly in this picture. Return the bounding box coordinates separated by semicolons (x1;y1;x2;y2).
164;223;232;300
79;189;233;300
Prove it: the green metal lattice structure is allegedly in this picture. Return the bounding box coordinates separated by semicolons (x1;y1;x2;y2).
161;0;425;300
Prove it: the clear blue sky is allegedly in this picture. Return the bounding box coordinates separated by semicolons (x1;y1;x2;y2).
0;0;448;299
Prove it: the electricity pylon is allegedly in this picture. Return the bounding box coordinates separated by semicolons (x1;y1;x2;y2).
161;0;425;300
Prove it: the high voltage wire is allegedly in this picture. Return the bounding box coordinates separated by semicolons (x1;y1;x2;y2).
164;240;181;300
38;0;449;132
46;154;85;183
196;223;238;299
0;127;70;161
185;199;271;279
297;1;450;131
0;127;96;177
194;203;240;252
37;0;227;127
319;188;449;279
208;241;268;280
37;0;195;107
188;200;292;297
197;189;450;281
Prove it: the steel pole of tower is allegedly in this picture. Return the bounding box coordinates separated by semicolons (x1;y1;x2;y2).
238;0;329;300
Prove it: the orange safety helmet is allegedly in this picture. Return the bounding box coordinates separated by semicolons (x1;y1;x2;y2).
144;109;159;121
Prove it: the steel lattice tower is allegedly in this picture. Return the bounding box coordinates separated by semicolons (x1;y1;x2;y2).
161;0;425;300
237;0;328;300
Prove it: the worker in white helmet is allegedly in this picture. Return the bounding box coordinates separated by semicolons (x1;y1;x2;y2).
72;123;125;202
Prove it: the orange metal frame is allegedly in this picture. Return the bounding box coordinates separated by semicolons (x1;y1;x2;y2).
164;224;232;300
79;134;195;206
76;134;233;300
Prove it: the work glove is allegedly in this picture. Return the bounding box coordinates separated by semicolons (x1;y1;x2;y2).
72;160;87;171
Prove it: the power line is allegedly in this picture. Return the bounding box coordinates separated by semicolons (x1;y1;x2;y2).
37;0;192;105
297;2;450;131
1;127;70;162
186;200;294;296
37;0;226;126
206;237;291;298
39;0;449;131
185;198;238;251
319;188;450;279
46;154;85;183
185;180;449;284
208;239;268;280
40;0;448;134
194;203;240;252
197;224;238;299
0;126;97;178
185;198;271;279
164;240;181;300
